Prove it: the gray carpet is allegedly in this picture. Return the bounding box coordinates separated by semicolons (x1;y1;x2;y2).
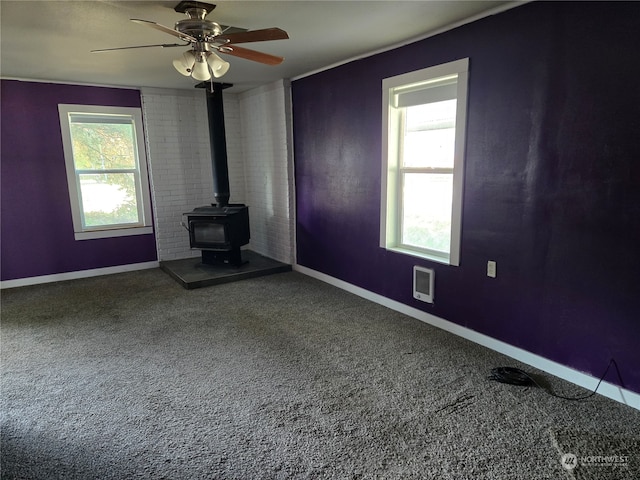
1;269;639;479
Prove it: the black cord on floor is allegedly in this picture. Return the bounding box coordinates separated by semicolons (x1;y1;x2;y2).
489;359;622;401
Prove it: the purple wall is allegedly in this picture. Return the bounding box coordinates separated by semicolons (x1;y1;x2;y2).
292;2;640;393
1;80;157;281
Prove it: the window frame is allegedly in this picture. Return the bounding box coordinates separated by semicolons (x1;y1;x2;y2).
58;104;153;241
380;58;469;266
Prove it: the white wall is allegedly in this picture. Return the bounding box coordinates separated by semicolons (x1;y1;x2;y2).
222;93;248;206
238;80;294;264
141;82;293;264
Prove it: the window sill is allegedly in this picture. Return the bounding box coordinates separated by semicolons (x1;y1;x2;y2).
386;246;451;266
74;226;153;241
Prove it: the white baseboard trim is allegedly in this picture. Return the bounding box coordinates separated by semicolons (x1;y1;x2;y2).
294;264;640;411
1;261;160;289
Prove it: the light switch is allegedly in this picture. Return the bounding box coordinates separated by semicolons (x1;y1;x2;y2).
487;261;497;278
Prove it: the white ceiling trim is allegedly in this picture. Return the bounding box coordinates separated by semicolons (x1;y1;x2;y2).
292;1;528;82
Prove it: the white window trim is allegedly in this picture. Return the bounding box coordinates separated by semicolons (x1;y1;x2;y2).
58;104;153;241
380;58;469;266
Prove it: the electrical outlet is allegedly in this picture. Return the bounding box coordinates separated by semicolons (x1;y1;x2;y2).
487;261;497;278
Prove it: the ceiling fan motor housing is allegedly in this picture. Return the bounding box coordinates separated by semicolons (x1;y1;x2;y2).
175;17;222;41
174;2;222;41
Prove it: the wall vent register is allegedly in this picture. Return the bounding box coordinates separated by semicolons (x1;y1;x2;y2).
413;266;435;303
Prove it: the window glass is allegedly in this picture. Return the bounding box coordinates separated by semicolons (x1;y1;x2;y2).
401;173;453;253
78;173;139;227
402;100;456;169
69;121;137;170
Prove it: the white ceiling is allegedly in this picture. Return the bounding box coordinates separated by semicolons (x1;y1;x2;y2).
0;0;522;93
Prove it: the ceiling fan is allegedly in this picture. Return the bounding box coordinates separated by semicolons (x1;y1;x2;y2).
92;1;289;82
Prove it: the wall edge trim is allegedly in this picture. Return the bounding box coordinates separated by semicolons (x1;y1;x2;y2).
0;76;143;91
293;264;640;411
1;261;160;289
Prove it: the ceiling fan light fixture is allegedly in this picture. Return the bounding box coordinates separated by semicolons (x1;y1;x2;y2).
182;50;196;68
207;51;230;78
191;57;211;81
172;59;191;76
173;50;196;76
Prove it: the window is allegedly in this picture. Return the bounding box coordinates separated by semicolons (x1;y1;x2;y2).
380;58;469;265
59;105;153;240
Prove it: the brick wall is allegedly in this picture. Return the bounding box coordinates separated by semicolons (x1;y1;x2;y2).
223;93;247;207
238;80;294;264
141;84;292;264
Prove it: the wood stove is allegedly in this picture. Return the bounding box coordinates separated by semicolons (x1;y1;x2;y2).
185;204;249;267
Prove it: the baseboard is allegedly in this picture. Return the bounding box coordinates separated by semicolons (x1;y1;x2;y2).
0;261;160;289
294;264;640;411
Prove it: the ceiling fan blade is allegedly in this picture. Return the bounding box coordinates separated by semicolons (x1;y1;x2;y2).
91;43;188;53
217;28;289;44
131;19;196;43
220;45;284;65
219;25;249;35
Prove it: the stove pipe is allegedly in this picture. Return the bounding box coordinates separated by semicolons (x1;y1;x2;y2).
205;85;231;207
